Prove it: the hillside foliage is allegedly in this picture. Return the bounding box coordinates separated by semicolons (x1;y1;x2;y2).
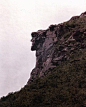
0;13;86;107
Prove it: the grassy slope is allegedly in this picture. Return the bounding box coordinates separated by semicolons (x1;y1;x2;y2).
0;14;86;107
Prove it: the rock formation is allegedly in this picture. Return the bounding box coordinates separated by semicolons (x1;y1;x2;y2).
28;12;86;83
1;11;86;107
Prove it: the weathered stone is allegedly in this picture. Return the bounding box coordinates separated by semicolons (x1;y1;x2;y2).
27;12;86;84
62;47;68;52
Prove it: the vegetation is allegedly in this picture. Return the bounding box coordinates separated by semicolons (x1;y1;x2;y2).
0;13;86;107
0;49;86;107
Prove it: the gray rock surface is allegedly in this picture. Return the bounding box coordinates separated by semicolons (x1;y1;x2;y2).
27;12;86;84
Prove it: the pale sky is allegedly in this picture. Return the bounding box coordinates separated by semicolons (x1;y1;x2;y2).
0;0;86;97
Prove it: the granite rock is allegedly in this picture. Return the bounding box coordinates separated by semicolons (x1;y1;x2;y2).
27;12;86;84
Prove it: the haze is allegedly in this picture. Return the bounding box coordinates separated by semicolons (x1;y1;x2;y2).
0;0;86;97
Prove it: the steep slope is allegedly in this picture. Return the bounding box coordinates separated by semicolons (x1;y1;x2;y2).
0;12;86;107
28;11;86;83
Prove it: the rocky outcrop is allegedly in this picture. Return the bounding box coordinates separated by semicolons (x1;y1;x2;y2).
27;12;86;84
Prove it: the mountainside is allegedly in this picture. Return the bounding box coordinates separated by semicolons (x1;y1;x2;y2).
28;11;86;84
0;12;86;107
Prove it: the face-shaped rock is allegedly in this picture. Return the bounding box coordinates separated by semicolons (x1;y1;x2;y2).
31;32;38;51
31;32;45;51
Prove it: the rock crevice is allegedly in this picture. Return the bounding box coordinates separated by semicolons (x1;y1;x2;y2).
27;12;86;83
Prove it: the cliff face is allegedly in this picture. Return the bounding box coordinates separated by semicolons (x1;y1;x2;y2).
28;12;86;83
1;12;86;107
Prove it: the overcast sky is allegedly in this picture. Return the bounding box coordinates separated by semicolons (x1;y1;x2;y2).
0;0;86;98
